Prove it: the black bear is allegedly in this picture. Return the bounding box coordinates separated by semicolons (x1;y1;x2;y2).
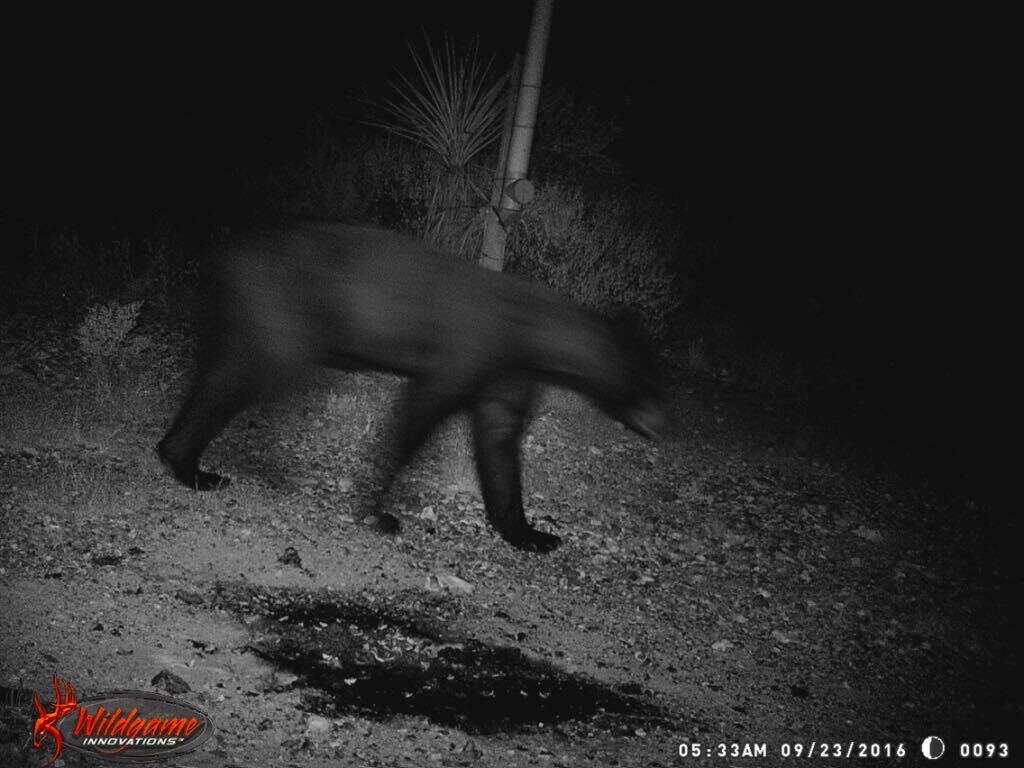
157;223;667;551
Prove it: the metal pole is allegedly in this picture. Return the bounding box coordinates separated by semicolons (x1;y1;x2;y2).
479;55;522;270
478;0;553;271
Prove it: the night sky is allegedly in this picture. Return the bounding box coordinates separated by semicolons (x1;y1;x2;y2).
12;8;998;254
7;5;1007;496
12;7;946;228
11;8;990;232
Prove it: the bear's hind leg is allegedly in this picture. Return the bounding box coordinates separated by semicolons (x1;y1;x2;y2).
473;380;560;552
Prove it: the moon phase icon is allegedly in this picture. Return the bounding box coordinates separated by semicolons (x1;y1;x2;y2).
921;736;945;759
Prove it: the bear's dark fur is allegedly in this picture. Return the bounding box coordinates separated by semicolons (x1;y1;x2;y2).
157;223;667;551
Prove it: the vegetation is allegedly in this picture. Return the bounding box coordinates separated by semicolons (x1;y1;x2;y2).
75;300;145;365
365;36;506;257
505;183;683;339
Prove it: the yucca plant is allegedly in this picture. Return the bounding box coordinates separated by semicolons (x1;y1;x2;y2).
375;35;507;171
369;35;508;254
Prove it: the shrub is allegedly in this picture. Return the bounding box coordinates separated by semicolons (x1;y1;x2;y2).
11;233;197;315
75;300;147;367
364;33;506;260
283;126;490;261
371;36;506;172
532;87;622;179
506;183;683;338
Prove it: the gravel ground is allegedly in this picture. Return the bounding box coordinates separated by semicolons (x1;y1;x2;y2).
0;324;1017;767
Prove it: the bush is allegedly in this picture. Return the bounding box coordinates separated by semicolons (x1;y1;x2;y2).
357;134;489;254
532;87;622;179
506;183;684;338
75;300;148;367
7;232;198;315
281;127;490;261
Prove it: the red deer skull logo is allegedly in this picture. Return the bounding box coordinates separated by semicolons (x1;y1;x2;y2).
32;675;77;766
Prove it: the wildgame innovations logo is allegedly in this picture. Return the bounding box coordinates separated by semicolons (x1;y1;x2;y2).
31;675;214;765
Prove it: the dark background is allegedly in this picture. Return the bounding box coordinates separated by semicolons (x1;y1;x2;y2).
5;6;1008;502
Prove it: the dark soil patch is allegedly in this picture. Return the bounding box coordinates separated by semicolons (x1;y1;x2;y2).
209;583;675;736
